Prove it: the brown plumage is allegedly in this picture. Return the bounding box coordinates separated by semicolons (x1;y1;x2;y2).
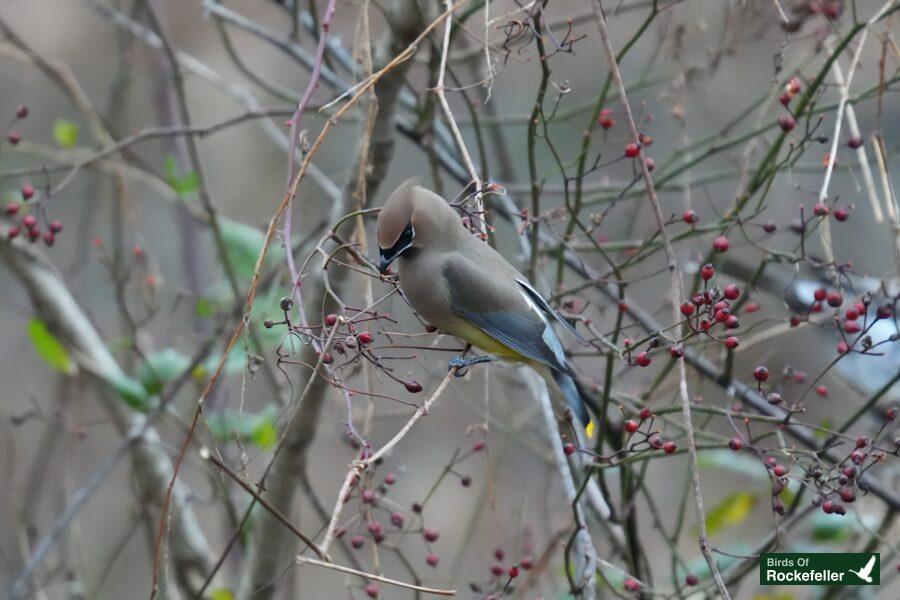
375;179;589;424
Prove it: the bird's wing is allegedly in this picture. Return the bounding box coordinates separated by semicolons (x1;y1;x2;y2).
443;256;571;374
861;555;876;576
515;278;587;343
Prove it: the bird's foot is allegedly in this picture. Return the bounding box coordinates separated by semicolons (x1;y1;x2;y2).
448;355;493;377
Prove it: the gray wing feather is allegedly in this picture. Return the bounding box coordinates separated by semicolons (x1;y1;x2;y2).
443;258;572;374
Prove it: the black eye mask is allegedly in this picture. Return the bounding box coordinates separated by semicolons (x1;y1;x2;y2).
378;223;415;273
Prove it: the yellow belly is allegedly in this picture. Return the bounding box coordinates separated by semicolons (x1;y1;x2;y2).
451;318;526;361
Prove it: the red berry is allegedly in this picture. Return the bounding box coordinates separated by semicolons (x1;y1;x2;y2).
724;336;739;349
598;108;615;129
639;407;651;420
712;236;730;252
839;487;856;503
669;344;684;359
520;556;533;570
826;291;843;307
362;489;376;504
43;231;55;247
635;352;651;367
624;419;639;434
385;472;396;485
7;225;20;240
847;136;863;149
779;91;792;106
4;202;19;215
822;500;835;514
624;142;641;158
424;323;438;333
390;513;404;528
472;440;485;452
508;565;519;578
48;220;63;234
16;105;28;119
491;564;504;577
683;210;699;224
680;302;695;317
700;263;715;281
21;214;37;229
27;228;40;242
7;130;21;145
460;475;472;487
833;207;849;221
787;77;802;94
836;341;849;354
729;437;743;451
843;320;861;334
850;450;865;464
357;332;373;345
405;380;423;393
423;527;439;542
426;553;439;567
778;115;796;132
624;577;640;592
351;535;365;549
753;366;770;382
321;352;334;364
855;436;868;448
662;441;677;454
324;313;338;326
813;203;830;217
21;184;35;200
773;465;787;477
685;574;699;586
763;221;777;233
814;287;827;302
745;301;760;313
563;442;575;455
723;284;740;300
644;157;656;172
815;385;828;397
365;583;379;598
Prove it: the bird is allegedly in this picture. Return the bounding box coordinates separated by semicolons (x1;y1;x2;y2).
848;554;876;583
375;178;591;425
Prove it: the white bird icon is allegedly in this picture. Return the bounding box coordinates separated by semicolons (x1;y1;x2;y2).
848;555;877;583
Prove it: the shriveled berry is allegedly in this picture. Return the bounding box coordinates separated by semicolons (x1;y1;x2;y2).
405;380;423;393
279;297;293;311
763;221;777;233
648;435;664;450
778;115;796;131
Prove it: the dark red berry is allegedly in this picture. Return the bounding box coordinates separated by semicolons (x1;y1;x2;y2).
763;221;777;233
685;574;698;586
391;513;404;527
644;157;656;172
21;214;37;229
778;115;796;132
639;407;651;420
423;527;439;542
635;352;651;367
365;583;379;598
724;336;739;350
7;131;21;145
4;202;18;215
508;565;519;578
43;231;55;247
669;344;684;359
351;535;365;549
624;142;641;158
729;437;743;451
7;225;20;240
563;442;575;455
680;302;695;317
826;291;843;307
405;380;423;393
833;207;849;221
520;556;533;570
21;184;35;200
324;313;338;326
16;105;28;119
723;284;740;300
812;203;830;217
753;366;770;382
847;136;863;149
491;564;504;577
839;487;856;503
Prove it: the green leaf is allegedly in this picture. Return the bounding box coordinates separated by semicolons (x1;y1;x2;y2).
208;589;234;600
206;406;278;448
106;370;156;412
139;348;191;395
164;155;200;197
698;449;767;479
53;119;79;148
705;491;757;536
219;218;269;280
26;318;73;374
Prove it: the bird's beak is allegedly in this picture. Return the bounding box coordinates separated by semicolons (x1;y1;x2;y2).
378;251;395;274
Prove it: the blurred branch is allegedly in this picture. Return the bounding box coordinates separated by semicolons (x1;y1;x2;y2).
0;238;213;597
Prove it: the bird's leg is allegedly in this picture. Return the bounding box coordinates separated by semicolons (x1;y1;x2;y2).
448;355;494;377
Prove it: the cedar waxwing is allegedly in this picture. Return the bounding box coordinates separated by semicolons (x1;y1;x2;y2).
376;179;590;425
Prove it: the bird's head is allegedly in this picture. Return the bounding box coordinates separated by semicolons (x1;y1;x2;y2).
375;178;462;273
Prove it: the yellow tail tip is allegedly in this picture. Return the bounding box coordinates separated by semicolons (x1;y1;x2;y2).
585;419;595;439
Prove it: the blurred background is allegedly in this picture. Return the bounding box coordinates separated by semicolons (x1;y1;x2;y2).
1;0;899;598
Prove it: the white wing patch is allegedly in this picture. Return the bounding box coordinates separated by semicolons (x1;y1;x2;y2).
518;288;568;368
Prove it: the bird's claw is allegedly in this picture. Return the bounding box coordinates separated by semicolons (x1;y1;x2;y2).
448;356;469;377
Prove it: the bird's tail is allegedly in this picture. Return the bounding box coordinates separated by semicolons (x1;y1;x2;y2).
550;369;591;427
